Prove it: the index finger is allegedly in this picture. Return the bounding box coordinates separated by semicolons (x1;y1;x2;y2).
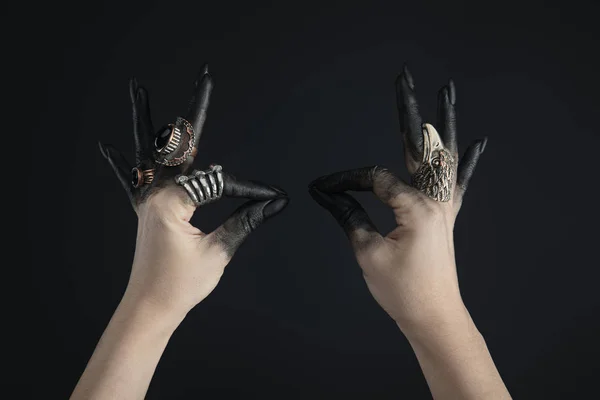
309;166;415;209
222;172;288;200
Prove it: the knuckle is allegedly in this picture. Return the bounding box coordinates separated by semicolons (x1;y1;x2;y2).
388;190;415;209
241;211;261;233
355;242;389;269
139;185;194;221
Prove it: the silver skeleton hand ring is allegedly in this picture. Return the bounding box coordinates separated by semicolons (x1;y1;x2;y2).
175;164;224;206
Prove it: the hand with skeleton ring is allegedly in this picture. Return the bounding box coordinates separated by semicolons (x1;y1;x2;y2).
98;65;289;316
308;65;487;336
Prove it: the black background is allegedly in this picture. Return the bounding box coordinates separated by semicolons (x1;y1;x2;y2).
29;0;600;398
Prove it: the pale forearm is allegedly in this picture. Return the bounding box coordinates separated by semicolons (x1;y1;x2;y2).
70;292;184;400
402;306;511;400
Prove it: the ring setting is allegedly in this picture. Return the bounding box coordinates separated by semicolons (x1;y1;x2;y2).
154;117;197;166
131;167;155;188
410;123;455;202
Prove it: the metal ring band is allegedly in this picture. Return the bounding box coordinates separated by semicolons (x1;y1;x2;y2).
212;165;224;197
155;124;181;154
132;167;155;188
195;171;213;200
155;117;196;167
175;165;224;206
182;181;199;204
410;123;455;202
206;172;218;198
190;179;206;203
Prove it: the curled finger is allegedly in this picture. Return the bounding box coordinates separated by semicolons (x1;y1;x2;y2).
308;185;383;253
309;166;413;207
207;197;290;257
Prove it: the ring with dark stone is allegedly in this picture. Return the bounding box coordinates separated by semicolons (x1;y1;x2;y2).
154;117;196;167
131;167;155;188
155;124;180;154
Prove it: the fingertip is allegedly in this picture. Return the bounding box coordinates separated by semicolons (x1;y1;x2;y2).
196;64;213;87
395;71;404;86
137;85;148;100
269;184;288;197
205;73;214;89
438;85;450;103
448;78;456;105
480;137;488;153
98;141;108;159
307;185;334;209
307;183;320;198
308;175;327;190
403;63;415;90
262;197;289;219
129;77;138;100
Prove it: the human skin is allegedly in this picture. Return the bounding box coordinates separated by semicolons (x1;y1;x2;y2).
70;66;288;399
308;64;512;399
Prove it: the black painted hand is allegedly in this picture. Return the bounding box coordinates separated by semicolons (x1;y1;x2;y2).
99;65;289;315
308;65;486;335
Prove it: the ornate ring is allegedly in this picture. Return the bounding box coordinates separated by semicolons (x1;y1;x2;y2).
175;164;224;206
131;167;155;188
154;117;196;167
410;123;455;202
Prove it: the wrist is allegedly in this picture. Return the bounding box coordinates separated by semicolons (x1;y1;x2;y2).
398;302;479;347
118;289;187;336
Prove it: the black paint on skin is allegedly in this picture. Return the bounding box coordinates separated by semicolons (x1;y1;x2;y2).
437;81;458;155
308;185;382;252
396;64;423;163
211;197;290;257
309;166;417;252
99;65;289;253
308;66;487;250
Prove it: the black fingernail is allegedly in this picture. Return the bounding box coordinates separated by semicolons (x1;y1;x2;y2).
439;85;449;103
403;63;415;90
308;176;326;189
308;184;321;198
448;79;456;105
308;185;327;205
269;185;288;197
137;86;146;102
194;64;210;87
263;197;289;219
480;137;488;153
308;186;339;215
98;141;109;159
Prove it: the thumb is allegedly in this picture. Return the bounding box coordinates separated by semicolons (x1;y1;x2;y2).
206;197;289;257
140;184;199;223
